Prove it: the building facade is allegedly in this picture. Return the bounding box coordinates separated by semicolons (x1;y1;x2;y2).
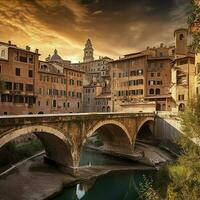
110;45;174;112
0;42;39;115
0;43;84;115
171;29;196;112
72;39;113;113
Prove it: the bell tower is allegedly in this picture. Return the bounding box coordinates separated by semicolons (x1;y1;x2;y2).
83;39;94;62
174;28;188;57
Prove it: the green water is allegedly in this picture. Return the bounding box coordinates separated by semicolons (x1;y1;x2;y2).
53;149;153;200
53;170;151;200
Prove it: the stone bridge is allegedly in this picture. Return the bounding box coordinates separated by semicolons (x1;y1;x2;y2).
0;112;154;172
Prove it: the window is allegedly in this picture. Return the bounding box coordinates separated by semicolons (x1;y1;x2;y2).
28;70;33;78
29;56;33;63
53;100;56;108
78;102;80;108
5;82;12;90
137;69;143;76
38;101;40;106
150;73;154;77
160;52;163;57
1;94;12;102
14;83;23;91
157;72;160;77
26;84;33;92
19;56;27;63
148;80;156;85
155;88;160;95
130;71;136;76
46;101;49;106
178;95;184;100
149;89;154;94
1;50;5;58
16;68;20;76
0;65;1;73
157;80;162;85
67;102;70;108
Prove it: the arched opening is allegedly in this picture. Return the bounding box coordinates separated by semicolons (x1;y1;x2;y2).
28;112;33;114
0;126;73;170
102;106;105;112
38;111;44;114
107;106;110;112
156;103;161;111
80;121;133;166
149;88;154;95
179;103;185;112
136;120;154;144
155;88;160;95
179;34;184;40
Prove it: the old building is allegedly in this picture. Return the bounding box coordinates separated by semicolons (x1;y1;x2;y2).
110;45;174;112
171;28;196;112
72;39;113;112
36;49;84;114
0;41;39;115
0;43;84;115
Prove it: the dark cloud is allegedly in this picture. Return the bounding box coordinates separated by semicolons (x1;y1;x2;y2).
0;0;192;61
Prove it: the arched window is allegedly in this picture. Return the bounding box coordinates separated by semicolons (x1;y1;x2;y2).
179;103;185;112
102;106;105;112
156;88;160;95
149;89;154;94
107;106;110;112
179;34;184;40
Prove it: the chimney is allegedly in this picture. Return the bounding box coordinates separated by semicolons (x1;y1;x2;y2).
35;49;39;54
26;45;30;51
8;40;11;45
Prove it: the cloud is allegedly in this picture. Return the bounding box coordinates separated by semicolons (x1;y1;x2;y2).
0;0;192;62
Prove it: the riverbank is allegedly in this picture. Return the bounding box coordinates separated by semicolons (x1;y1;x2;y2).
0;151;155;200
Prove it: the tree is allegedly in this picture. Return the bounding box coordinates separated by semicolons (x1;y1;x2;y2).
188;0;200;52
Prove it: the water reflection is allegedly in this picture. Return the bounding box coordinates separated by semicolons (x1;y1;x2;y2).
53;171;152;200
76;179;96;199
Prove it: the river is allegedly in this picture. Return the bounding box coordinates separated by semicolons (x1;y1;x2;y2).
52;148;157;200
0;142;172;200
53;170;152;200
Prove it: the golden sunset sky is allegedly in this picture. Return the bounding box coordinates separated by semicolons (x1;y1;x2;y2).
0;0;191;62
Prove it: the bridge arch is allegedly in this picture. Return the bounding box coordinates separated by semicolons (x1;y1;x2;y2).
134;117;155;144
0;125;73;167
83;119;133;155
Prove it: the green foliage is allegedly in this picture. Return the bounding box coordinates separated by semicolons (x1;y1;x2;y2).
140;95;200;200
179;95;200;139
188;0;200;53
138;175;161;200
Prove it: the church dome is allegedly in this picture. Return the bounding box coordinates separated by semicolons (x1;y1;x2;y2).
50;49;63;62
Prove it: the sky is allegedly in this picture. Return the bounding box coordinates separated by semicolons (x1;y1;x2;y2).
0;0;191;62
